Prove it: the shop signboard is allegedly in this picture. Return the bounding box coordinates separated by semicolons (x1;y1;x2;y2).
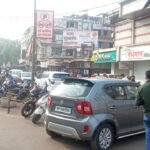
36;10;54;39
63;31;98;48
120;45;150;61
94;50;116;63
93;24;114;31
119;62;133;69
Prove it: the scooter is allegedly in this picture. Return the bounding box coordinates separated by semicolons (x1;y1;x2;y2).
32;93;48;124
32;82;59;124
21;83;49;118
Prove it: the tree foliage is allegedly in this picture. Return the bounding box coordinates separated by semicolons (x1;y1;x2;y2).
0;38;20;66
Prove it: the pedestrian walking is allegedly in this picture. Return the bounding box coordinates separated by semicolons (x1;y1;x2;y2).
130;75;136;82
136;70;150;150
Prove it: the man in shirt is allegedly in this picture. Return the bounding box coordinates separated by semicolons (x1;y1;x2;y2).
136;70;150;150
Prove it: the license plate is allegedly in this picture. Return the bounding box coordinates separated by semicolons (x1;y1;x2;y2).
55;106;71;114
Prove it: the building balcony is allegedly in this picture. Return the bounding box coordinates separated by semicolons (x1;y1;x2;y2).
98;35;113;42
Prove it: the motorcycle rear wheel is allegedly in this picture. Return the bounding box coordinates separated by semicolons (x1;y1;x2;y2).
21;101;36;118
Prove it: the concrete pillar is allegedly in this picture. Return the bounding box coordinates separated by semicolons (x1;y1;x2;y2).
111;63;115;75
129;69;133;76
131;20;135;44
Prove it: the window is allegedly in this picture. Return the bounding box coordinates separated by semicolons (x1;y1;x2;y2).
83;23;89;30
22;50;26;59
52;73;70;79
51;79;94;98
126;85;137;100
98;30;102;36
109;43;113;48
104;30;108;36
106;85;127;100
98;42;102;48
66;49;73;56
66;21;78;28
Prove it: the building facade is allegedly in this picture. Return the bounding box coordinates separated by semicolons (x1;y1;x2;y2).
114;0;150;83
20;12;118;76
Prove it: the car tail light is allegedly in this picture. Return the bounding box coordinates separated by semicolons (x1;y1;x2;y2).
75;101;93;115
47;96;52;107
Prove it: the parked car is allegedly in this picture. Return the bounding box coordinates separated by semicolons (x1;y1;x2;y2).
20;72;32;82
36;71;70;86
10;69;23;78
45;78;144;150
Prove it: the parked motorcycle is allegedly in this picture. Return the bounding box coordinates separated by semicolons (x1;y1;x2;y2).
32;82;60;124
21;83;49;118
32;93;48;124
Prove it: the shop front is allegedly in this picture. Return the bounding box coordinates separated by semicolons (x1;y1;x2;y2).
120;44;150;83
92;48;117;75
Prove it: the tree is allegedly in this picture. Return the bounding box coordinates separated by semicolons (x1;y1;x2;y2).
0;38;21;67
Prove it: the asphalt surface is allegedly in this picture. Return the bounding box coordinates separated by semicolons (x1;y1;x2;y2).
0;103;145;150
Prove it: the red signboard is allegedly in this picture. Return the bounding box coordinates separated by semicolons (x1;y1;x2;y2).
36;10;54;39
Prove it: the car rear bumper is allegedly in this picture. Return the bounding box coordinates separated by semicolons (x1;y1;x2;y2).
45;112;99;140
48;122;80;139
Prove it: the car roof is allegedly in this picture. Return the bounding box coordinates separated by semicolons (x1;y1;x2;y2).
21;72;31;74
64;77;133;84
43;71;69;74
10;69;23;72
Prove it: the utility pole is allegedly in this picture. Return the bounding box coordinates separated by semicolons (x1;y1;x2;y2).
32;0;37;83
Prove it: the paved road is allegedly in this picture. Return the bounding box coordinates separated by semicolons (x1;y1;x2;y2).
0;105;145;150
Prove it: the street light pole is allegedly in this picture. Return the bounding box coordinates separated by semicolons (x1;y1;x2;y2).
32;0;37;83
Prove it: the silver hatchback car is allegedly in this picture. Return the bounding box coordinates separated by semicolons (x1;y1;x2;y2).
45;78;144;150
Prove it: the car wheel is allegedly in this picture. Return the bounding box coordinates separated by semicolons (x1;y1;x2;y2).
91;124;114;150
46;129;61;138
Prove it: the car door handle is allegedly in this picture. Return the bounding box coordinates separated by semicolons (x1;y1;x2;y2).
109;105;116;110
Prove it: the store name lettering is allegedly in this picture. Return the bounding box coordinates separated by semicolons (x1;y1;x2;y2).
100;54;111;60
95;53;111;61
128;50;144;58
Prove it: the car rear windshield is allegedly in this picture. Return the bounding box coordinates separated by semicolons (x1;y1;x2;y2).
51;78;94;98
52;73;70;79
41;73;49;78
21;72;31;77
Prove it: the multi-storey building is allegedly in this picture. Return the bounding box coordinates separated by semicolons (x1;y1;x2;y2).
113;0;150;83
20;12;118;76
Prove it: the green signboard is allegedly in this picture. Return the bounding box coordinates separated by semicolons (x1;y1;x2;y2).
94;51;116;63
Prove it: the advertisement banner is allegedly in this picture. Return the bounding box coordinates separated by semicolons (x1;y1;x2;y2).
94;51;117;63
36;10;54;39
63;31;98;48
120;45;150;61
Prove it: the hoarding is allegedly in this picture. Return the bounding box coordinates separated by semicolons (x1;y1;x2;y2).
36;10;54;39
63;31;98;48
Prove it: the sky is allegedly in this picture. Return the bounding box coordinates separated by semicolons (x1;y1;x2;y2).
0;0;120;40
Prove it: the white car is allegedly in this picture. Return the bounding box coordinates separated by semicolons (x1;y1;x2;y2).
10;69;23;78
36;71;70;86
20;72;32;81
